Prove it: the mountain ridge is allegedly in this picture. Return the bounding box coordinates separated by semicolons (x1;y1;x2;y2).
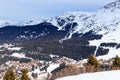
0;0;119;60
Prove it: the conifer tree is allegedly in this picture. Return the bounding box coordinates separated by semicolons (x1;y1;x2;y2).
87;54;100;68
3;68;16;80
113;55;120;67
20;68;31;80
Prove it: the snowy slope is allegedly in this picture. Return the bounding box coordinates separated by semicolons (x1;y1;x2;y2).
0;20;20;27
1;0;120;40
45;0;120;59
56;70;120;80
0;19;41;27
89;27;120;59
1;0;120;37
48;11;94;40
47;0;120;40
11;53;25;58
47;64;60;73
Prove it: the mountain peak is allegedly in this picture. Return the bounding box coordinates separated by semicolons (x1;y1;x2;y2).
116;0;120;2
103;0;120;9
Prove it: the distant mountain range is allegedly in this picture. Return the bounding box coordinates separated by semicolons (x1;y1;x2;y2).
0;0;120;60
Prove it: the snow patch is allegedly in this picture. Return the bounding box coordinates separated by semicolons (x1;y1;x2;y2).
47;64;60;73
56;70;120;80
89;27;120;59
11;53;25;58
7;47;22;51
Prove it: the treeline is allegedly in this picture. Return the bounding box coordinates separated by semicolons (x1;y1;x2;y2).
25;53;52;61
20;36;108;60
0;56;31;65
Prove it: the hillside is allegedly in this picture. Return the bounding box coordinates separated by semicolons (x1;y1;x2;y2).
56;70;120;80
0;0;119;61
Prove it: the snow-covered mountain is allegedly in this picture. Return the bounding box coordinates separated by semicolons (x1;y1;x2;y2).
0;19;42;28
0;20;20;27
45;0;120;59
47;0;120;39
1;0;120;40
0;0;120;60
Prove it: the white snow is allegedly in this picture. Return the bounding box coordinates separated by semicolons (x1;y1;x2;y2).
0;19;19;27
45;0;120;40
11;53;25;58
47;64;60;73
89;27;120;59
29;63;59;80
56;70;120;80
48;11;93;39
37;73;48;80
0;19;42;28
22;20;41;26
97;48;120;60
7;47;22;51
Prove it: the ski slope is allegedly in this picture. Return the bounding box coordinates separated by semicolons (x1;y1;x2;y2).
56;70;120;80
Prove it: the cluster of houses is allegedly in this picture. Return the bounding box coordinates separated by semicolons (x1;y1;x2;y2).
0;56;81;80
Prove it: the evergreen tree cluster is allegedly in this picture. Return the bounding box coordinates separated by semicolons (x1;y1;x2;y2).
3;68;31;80
86;54;120;71
21;36;108;61
87;54;100;68
112;55;120;68
3;68;16;80
20;69;31;80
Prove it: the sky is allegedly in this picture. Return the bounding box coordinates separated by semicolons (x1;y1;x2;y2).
0;0;116;22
